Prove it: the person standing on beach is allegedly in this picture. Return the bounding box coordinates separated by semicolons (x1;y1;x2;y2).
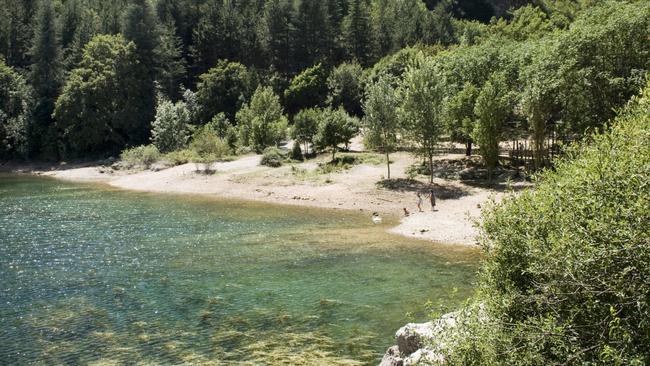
416;193;423;212
429;189;436;211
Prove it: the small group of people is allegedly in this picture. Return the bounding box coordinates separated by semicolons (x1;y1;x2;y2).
403;189;436;217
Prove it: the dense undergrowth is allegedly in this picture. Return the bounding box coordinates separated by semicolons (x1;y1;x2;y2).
441;81;650;365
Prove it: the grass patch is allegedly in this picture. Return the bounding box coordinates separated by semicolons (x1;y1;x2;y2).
317;153;385;174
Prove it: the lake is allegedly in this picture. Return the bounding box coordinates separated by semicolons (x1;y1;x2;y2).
0;174;479;365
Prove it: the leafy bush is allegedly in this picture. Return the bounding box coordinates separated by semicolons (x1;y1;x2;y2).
120;145;161;168
284;63;328;115
314;107;360;161
317;153;383;174
236;86;288;153
291;108;320;154
190;126;231;162
0;60;30;159
449;81;650;365
162;149;198;166
260;147;286;168
196;60;254;122
291;142;303;161
151;98;191;153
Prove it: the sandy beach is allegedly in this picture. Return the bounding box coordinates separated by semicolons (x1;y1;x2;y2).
7;149;523;247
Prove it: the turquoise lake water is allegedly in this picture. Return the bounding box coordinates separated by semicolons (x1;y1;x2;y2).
0;174;479;365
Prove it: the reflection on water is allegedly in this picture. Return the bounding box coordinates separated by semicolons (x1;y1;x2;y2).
0;174;479;365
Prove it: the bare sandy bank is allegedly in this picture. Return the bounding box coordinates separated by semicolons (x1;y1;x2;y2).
15;151;524;247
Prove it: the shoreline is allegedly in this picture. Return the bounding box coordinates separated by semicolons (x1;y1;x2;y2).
2;152;520;247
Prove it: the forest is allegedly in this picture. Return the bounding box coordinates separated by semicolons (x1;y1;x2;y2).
1;1;650;364
1;0;647;178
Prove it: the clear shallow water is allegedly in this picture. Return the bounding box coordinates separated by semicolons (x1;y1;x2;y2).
0;174;479;365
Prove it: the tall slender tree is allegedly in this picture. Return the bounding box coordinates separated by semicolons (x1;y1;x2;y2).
363;75;399;179
121;0;159;133
399;57;445;183
342;0;375;66
260;0;294;75
474;72;512;180
293;0;332;70
29;0;62;158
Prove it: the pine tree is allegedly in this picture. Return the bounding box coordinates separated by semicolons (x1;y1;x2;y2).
29;0;62;158
293;0;332;70
237;0;264;68
260;0;294;74
3;0;37;69
64;9;99;71
191;0;223;76
121;0;159;76
121;0;160;140
342;0;375;66
155;23;187;101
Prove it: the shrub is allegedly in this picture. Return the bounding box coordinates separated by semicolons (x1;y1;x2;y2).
291;108;320;154
260;147;286;167
314;107;360;161
162;149;198;166
191;126;231;162
451;81;650;364
291;142;303;161
236;86;288;153
284;63;328;115
151;98;191;153
120;145;160;168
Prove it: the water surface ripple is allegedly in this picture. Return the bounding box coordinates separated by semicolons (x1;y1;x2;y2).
0;174;479;365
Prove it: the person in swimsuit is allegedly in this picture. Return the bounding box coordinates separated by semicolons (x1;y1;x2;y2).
416;193;423;212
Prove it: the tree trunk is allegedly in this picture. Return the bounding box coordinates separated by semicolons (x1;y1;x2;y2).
465;141;472;156
332;148;336;162
428;154;434;184
386;151;391;179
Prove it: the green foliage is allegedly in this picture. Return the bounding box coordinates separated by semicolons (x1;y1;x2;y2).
327;62;365;116
162;148;198;166
291;142;303;161
443;82;479;156
293;1;334;70
154;23;187;100
0;60;31;159
473;72;512;177
260;0;294;75
236;86;288;153
260;146;286;167
458;80;650;365
367;46;440;84
363;74;400;178
317;153;384;174
190;124;231;163
120;0;157;131
28;0;62;158
342;0;375;67
398;55;445;183
151;97;191;153
284;63;329;115
206;112;232;140
490;5;557;41
54;34;148;156
196;60;254;122
120;145;161;168
314;107;359;161
291;108;320;154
